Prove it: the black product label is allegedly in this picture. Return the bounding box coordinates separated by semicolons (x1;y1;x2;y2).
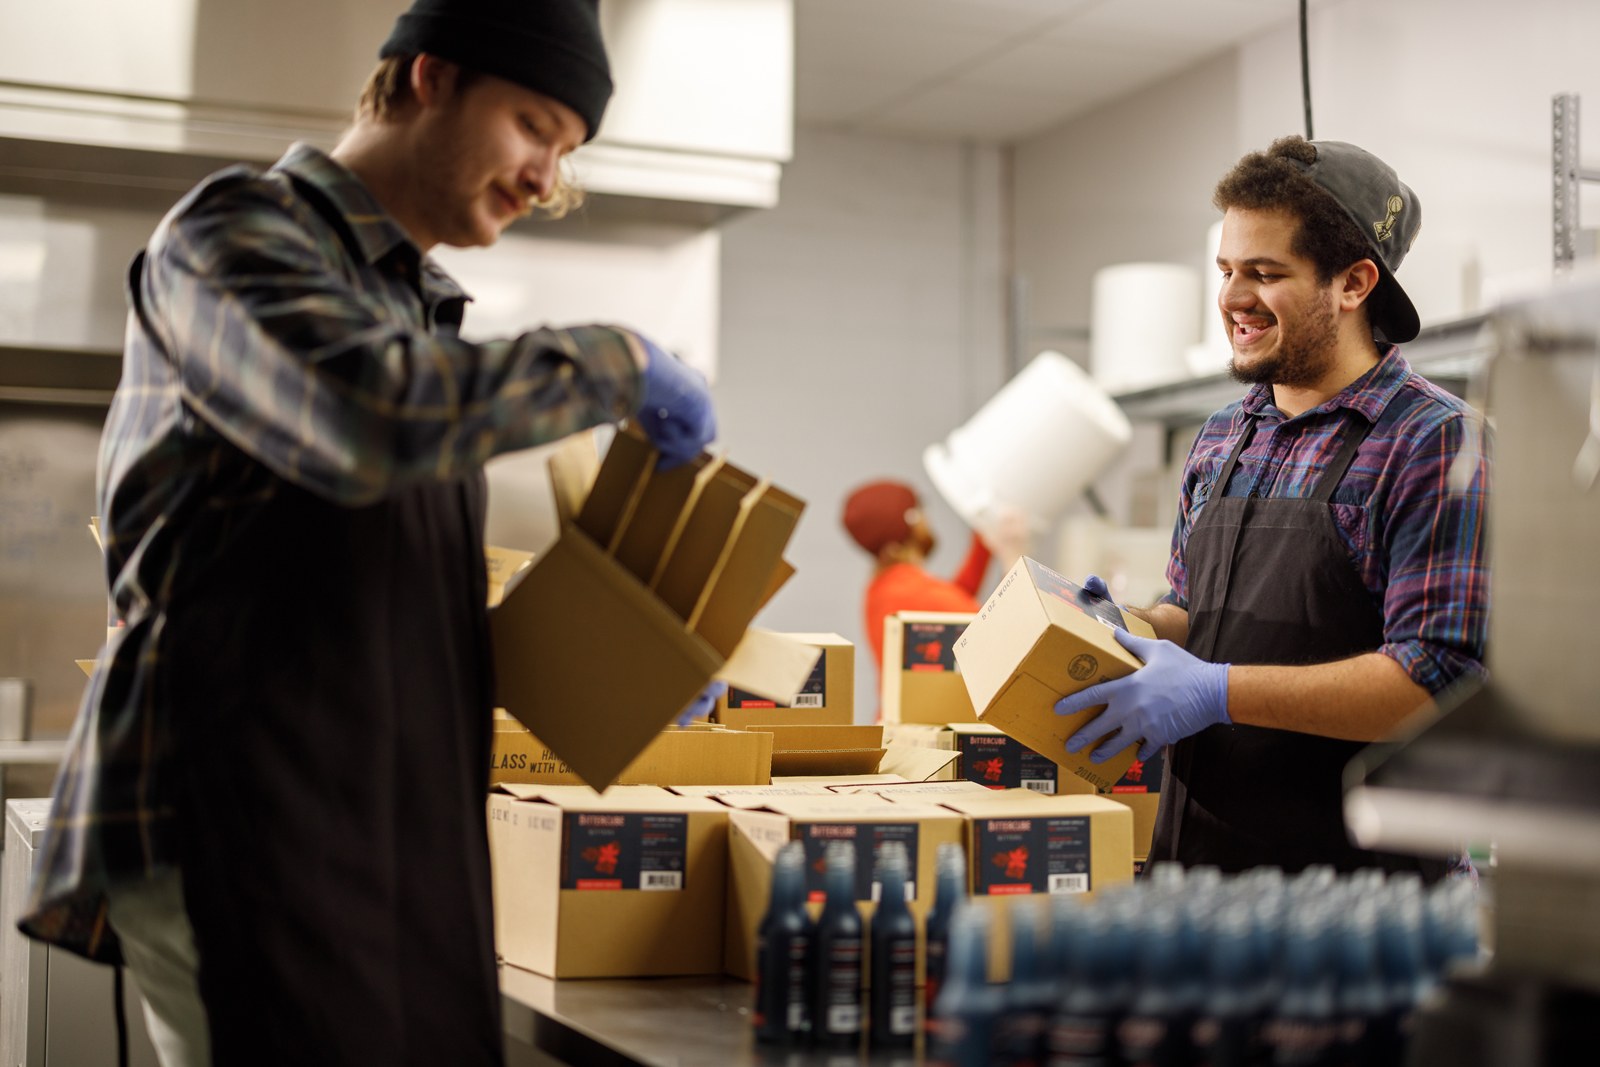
728;650;826;709
902;621;965;673
1025;558;1128;634
883;937;918;1035
1109;746;1165;795
958;732;1059;793
784;935;811;1034
798;823;919;903
1049;1011;1117;1062
560;812;687;891
974;816;1091;896
822;937;863;1035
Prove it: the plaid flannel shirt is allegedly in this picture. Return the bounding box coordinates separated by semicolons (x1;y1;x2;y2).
23;143;642;961
1161;346;1489;696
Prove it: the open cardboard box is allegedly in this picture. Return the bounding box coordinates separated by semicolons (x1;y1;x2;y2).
953;557;1156;792
881;611;980;724
716;633;855;728
488;784;729;979
491;721;773;787
723;794;964;982
491;427;806;789
745;724;885;777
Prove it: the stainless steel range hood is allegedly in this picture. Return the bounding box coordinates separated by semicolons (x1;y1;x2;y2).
0;0;793;220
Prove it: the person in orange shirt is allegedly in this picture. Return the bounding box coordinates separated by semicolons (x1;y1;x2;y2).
842;480;1027;688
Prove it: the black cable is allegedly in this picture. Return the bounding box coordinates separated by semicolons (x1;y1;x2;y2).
1299;0;1314;140
113;964;129;1067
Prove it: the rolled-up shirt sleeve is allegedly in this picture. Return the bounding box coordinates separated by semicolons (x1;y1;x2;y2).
1374;413;1490;694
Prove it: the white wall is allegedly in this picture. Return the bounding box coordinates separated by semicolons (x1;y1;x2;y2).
714;126;1007;721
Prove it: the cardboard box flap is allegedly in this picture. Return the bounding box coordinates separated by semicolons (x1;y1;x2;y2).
575;427;657;551
829;780;993;797
669;783;830;800
984;670;1141;792
877;743;961;782
928;788;1056;815
653;459;760;619
714;629;823;704
548;430;601;525
493;726;772;788
945;723;1007;736
769;748;885;777
486;545;536;608
76;658;96;676
773;773;908;788
749;795;904;819
749;725;884;751
611;452;715;583
755;558;796;613
492;527;721;790
494;782;727;814
688;480;805;658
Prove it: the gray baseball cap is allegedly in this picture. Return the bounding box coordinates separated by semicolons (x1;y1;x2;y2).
1288;141;1421;344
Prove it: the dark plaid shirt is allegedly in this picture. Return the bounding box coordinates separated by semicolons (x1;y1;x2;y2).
1162;347;1489;696
24;143;642;960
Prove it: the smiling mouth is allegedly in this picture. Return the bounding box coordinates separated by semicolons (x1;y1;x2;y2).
1233;320;1275;345
491;185;527;217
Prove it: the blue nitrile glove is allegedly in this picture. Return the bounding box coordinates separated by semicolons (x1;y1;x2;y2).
676;681;728;727
1082;573;1111;600
1056;629;1229;763
635;336;716;470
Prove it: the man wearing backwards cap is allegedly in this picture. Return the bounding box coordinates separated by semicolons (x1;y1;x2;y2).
1056;137;1488;876
21;2;715;1064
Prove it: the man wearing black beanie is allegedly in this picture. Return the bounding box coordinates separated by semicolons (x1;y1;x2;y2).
21;3;716;1065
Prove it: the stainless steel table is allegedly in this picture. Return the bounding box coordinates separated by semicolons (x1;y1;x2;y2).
499;966;926;1067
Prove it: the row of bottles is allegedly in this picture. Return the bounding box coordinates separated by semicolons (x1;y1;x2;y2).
931;862;1482;1067
752;837;969;1051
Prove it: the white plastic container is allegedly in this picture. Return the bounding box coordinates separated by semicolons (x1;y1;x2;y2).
1089;262;1201;393
923;351;1132;531
1185;219;1232;377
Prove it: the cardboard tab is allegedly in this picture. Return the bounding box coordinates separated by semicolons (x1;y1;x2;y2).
548;431;601;526
653;460;760;617
575;427;657;551
689;481;805;657
485;545;535;608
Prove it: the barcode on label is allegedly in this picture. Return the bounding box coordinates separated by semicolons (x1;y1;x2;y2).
890;1005;917;1034
1021;779;1057;793
827;1005;860;1033
870;880;917;903
640;871;683;891
791;693;823;707
1048;873;1089;894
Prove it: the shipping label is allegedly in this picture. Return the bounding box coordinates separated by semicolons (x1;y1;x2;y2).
1109;746;1164;795
957;732;1059;793
797;822;920;903
974;815;1091;896
560;812;688;891
902;621;966;673
728;649;826;709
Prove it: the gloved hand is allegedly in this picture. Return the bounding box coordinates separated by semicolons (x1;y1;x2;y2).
675;681;727;727
635;335;716;469
1056;628;1229;763
1082;573;1111;600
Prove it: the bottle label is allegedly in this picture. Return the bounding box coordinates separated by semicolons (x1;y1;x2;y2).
958;731;1059;792
974;816;1091;895
729;650;826;709
825;937;863;1034
887;938;917;1034
785;936;810;1033
903;621;965;672
560;812;686;891
1261;1018;1339;1064
798;823;919;902
1049;1012;1115;1062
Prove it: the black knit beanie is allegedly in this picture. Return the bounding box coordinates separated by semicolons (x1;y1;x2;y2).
380;0;613;141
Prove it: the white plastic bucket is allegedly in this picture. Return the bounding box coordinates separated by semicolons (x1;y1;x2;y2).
923;351;1132;531
1089;262;1200;393
1186;219;1232;377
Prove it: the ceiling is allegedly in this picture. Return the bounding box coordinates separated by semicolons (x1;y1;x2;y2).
795;0;1302;142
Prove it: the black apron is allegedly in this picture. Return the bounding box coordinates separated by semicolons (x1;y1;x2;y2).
1149;410;1446;879
166;471;504;1067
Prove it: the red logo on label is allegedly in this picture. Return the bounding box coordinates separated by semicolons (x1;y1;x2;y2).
916;641;942;663
973;757;1004;783
993;846;1030;880
1123;758;1144;783
582;842;621;875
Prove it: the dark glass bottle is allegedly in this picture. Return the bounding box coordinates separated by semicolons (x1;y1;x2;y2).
1046;902;1133;1067
931;903;1001;1067
870;840;919;1050
753;841;814;1045
995;896;1054;1067
1191;899;1262;1067
1264;901;1338;1066
1116;902;1194;1067
811;839;864;1051
924;840;967;1040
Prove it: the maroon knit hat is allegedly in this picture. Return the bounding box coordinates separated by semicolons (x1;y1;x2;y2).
842;481;920;554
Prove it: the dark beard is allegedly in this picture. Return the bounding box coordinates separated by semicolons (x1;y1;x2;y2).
1227;289;1339;389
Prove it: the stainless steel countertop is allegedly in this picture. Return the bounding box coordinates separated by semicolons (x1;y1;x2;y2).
499;966;925;1067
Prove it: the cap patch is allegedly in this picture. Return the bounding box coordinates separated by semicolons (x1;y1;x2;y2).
1373;195;1403;243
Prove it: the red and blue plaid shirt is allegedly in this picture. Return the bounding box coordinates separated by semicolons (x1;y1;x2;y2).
1161;346;1489;696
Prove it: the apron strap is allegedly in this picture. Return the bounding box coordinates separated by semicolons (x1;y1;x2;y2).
1214;413;1259;497
1309;412;1375;503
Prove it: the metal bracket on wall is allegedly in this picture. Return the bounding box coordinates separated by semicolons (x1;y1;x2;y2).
1551;93;1600;271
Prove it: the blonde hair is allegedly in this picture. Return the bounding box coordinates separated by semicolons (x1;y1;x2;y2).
355;55;585;220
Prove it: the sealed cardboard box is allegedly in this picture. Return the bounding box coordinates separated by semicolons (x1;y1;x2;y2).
884;722;1098;795
1098;746;1164;859
953;558;1156;792
492;428;803;789
881;611;980;724
932;790;1134;898
723;795;964;981
717;633;855;728
489;784;729;979
491;723;773;787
